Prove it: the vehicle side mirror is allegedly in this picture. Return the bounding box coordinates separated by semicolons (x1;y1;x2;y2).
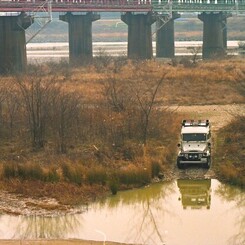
208;142;211;147
177;143;181;147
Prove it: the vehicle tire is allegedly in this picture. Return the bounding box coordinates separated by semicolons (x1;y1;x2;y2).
177;158;184;169
204;157;211;169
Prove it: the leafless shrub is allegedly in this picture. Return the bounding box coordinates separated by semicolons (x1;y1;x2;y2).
238;41;245;50
2;84;21;139
179;57;193;68
187;46;202;65
14;72;56;149
93;48;113;73
103;74;133;112
12;64;83;152
49;89;82;153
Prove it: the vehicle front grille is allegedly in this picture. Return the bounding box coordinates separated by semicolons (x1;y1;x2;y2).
187;153;201;160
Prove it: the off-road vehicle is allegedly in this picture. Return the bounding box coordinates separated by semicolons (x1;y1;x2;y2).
177;120;211;169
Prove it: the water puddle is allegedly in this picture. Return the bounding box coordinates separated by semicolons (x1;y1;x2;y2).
0;179;244;245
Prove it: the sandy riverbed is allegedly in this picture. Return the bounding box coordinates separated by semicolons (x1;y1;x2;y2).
0;240;137;245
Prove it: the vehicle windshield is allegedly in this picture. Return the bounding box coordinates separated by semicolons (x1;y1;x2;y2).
182;133;206;141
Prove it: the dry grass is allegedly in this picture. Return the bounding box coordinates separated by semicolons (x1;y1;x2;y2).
1;58;244;105
54;58;245;104
214;116;245;187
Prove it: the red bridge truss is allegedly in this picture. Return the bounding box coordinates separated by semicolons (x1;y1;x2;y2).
0;0;152;12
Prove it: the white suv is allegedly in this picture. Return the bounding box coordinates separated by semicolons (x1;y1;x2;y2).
177;120;211;169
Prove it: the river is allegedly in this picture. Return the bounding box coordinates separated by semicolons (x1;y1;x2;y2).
0;179;244;245
26;41;243;63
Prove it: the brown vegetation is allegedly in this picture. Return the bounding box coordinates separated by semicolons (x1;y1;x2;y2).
0;57;244;204
214;116;245;187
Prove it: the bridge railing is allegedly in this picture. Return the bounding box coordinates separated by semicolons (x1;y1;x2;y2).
0;0;151;4
152;0;245;13
0;0;153;12
154;0;244;3
0;0;245;12
1;0;245;4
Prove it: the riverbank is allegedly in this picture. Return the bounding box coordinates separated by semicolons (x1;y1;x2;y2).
0;104;244;216
0;58;244;215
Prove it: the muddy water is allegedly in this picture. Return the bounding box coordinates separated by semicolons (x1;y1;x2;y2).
0;179;244;245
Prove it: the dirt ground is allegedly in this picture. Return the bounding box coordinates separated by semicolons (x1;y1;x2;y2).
171;103;245;132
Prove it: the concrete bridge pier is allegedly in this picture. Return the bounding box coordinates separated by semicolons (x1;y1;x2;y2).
222;18;227;49
0;12;32;74
156;13;180;58
60;12;100;65
121;12;156;59
198;12;227;59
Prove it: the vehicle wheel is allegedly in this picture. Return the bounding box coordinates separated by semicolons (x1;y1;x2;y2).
177;158;184;169
204;157;211;169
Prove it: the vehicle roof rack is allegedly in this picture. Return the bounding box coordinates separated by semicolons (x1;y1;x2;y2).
182;120;209;127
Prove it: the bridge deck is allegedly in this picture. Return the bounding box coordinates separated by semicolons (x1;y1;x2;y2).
0;0;245;13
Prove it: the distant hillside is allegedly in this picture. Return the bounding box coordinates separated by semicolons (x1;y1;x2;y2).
27;14;245;43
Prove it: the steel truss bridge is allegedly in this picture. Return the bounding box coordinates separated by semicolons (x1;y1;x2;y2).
0;0;245;13
0;0;244;43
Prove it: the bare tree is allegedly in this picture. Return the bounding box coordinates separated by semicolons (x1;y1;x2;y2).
49;88;82;154
133;74;166;145
14;73;55;149
104;74;134;113
187;46;202;66
3;85;20;139
104;76;125;112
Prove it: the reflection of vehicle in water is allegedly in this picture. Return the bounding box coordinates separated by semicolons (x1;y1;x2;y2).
177;179;211;209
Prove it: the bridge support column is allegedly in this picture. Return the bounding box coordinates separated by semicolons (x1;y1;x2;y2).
60;12;100;65
222;18;227;49
198;12;227;59
156;13;180;58
0;13;32;74
121;12;156;59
